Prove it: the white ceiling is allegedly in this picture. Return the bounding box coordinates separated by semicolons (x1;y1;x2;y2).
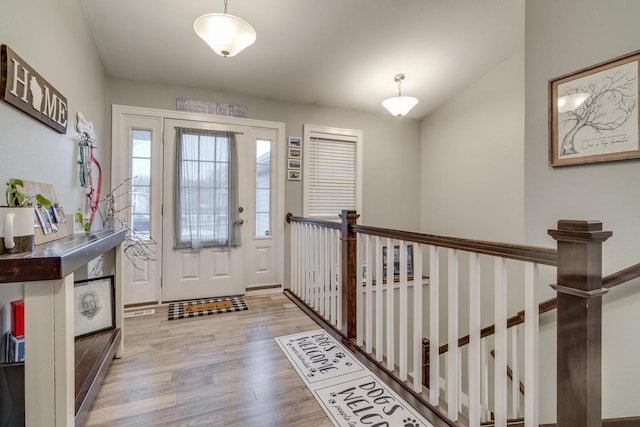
81;0;524;119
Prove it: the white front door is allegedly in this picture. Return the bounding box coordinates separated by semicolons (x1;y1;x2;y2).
112;106;284;305
162;119;248;300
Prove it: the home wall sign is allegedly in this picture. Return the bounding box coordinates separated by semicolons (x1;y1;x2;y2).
176;97;247;118
0;45;68;133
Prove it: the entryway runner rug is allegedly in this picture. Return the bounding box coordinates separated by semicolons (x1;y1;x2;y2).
168;296;248;320
275;329;433;427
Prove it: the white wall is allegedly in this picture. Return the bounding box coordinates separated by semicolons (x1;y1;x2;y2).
420;52;525;244
525;0;640;419
418;52;527;399
0;0;107;343
107;78;421;229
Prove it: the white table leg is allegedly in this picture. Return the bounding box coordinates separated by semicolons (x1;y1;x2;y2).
24;274;74;427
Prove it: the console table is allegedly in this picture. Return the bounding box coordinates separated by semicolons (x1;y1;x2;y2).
0;229;126;427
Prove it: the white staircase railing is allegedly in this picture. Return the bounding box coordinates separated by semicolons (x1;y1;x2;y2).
287;212;614;427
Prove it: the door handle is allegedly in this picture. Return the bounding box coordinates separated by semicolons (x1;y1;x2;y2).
234;219;245;225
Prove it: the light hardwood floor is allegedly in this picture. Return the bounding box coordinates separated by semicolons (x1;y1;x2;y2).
85;294;334;427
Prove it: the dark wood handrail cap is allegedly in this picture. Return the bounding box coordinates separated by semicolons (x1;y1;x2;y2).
550;284;609;298
339;210;360;220
548;220;612;243
556;220;604;231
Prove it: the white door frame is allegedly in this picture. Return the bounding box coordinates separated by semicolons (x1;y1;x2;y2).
112;104;285;304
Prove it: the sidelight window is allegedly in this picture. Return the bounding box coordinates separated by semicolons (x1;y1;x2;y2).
255;138;271;237
131;129;152;239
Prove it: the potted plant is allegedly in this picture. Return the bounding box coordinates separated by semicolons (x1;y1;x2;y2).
74;209;91;233
1;179;52;254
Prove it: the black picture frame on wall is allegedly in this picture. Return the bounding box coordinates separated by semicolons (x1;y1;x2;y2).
74;276;115;338
382;244;414;278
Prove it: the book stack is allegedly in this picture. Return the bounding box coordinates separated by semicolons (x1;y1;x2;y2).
5;300;25;363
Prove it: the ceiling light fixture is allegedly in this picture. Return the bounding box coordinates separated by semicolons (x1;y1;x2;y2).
194;0;256;58
382;74;419;117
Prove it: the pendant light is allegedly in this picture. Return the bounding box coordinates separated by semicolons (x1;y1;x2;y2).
194;0;256;58
382;74;419;116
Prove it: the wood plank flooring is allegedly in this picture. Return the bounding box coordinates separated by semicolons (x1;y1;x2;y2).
84;294;334;427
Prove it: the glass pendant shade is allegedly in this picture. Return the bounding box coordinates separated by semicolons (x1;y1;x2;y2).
382;96;419;117
194;13;256;57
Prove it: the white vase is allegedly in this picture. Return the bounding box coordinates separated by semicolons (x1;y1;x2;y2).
0;207;35;254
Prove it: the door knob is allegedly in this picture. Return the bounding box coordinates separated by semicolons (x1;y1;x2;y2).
234;219;245;225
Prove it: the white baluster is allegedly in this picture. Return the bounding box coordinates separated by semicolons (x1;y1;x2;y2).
329;229;336;326
524;262;539;427
375;236;384;362
429;245;440;406
386;238;395;372
319;227;326;317
303;225;309;304
365;234;373;353
305;225;313;306
297;224;302;297
337;229;342;329
324;228;331;319
469;252;481;427
494;257;508;426
458;350;463;415
291;223;297;295
413;244;423;393
511;326;519;419
447;248;459;421
307;225;313;307
481;338;490;421
399;240;408;381
314;226;320;311
356;233;363;346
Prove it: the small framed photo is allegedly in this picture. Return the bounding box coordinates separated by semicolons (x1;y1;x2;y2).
288;169;301;181
288;147;302;158
382;244;414;278
50;203;67;224
74;276;115;338
288;158;301;169
288;136;302;147
35;205;53;234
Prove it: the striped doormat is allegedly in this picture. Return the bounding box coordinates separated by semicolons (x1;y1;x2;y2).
167;296;248;320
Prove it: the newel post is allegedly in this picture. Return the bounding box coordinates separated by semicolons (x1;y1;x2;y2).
548;220;612;427
340;210;359;340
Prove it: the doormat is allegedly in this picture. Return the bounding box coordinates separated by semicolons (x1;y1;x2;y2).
275;329;433;427
168;296;248;320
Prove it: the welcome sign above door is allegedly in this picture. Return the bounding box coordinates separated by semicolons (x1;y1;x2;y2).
0;45;68;133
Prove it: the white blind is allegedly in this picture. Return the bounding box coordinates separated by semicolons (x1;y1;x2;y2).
308;136;357;218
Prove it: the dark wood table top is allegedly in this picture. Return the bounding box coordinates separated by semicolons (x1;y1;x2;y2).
0;229;126;283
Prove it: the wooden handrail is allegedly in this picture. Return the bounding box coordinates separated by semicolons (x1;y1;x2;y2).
435;261;640;356
287;213;640;358
602;261;640;289
352;224;557;266
286;212;342;230
490;349;525;396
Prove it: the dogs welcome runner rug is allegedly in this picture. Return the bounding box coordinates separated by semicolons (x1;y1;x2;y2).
275;329;433;427
168;295;248;320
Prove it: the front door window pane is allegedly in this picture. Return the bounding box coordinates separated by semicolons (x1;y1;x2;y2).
256;139;271;237
131;129;152;239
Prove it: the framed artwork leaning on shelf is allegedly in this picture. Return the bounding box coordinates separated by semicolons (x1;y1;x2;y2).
74;276;115;338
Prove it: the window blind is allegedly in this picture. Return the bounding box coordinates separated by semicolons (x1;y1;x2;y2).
307;136;357;218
